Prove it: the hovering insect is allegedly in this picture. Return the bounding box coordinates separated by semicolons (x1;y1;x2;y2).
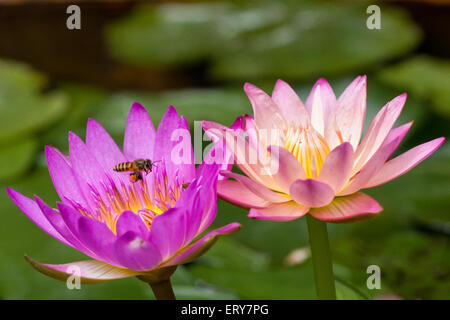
113;159;158;182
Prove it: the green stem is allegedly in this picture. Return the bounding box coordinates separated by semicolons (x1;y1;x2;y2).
149;279;176;300
306;215;336;300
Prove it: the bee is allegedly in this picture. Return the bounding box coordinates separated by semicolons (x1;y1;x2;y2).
113;159;158;182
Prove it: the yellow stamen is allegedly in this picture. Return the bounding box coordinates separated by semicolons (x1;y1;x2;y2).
284;125;331;178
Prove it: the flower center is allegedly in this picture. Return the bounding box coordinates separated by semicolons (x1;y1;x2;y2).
284;125;330;179
71;163;183;234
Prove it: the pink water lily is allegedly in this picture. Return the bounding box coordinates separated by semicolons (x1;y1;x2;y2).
203;77;445;223
7;103;240;292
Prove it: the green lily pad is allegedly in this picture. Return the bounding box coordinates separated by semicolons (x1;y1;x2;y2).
0;138;37;182
105;1;420;81
0;59;68;144
41;83;109;153
377;55;450;117
212;2;421;81
105;3;226;67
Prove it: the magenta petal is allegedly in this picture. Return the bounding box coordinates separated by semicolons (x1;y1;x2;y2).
45;146;89;210
162;223;241;267
148;207;186;261
68;132;109;207
154;106;195;183
248;201;309;221
6;188;69;245
289;179;335;207
185;173;218;239
318;142;354;193
25;256;141;284
115;231;162;271
77;215;118;266
221;171;289;203
35;196;92;254
123;102;156;161
268;145;307;193
366;137;445;188
115;211;149;238
172;165;218;244
217;180;270;208
309;192;382;223
272;79;309;127
57;202;116;265
86;118;127;185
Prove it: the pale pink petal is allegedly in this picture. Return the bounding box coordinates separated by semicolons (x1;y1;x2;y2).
267;145;307;193
309;192;382;223
318;142;354;194
242;114;272;163
340;137;403;196
342;123;412;195
202;121;279;190
221;171;289;203
244;82;286;130
25;256;141;284
305;78;337;137
248;201;309;221
272;79;309;127
203;116;243;180
365;137;445;188
289;179;335;207
353;93;407;174
381;121;413;148
217;180;270;208
161;223;241;267
335;76;367;150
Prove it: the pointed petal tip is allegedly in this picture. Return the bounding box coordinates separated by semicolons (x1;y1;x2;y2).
5;187;15;198
131;101;145;110
243;82;259;93
167;104;177;113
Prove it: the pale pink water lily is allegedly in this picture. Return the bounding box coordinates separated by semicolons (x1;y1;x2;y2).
203;77;445;223
7;103;240;292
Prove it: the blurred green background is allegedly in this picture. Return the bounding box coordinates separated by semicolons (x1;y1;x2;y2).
0;0;448;300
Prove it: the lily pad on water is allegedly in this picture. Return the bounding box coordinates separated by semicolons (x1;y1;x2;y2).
41;83;109;153
0;138;37;182
0;60;68;144
106;1;421;81
378;55;450;117
105;3;227;67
